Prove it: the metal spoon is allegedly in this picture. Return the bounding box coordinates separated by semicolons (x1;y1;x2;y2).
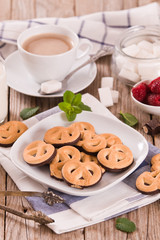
39;45;114;95
0;190;64;206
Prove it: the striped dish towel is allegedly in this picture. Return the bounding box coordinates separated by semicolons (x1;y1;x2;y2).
0;93;160;234
0;2;160;58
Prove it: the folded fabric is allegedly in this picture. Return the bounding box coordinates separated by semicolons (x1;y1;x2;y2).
0;2;159;58
0;93;160;234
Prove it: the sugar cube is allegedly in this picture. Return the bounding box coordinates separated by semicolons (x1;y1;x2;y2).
98;87;113;107
101;77;114;89
138;62;160;79
119;68;140;82
115;55;126;70
123;60;138;73
41;80;62;94
136;49;154;58
137;40;153;53
122;44;139;57
111;90;119;103
153;43;160;57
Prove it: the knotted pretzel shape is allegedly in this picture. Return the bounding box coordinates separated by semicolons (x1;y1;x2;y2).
50;146;81;180
23;140;56;166
44;125;81;147
0;121;28;147
70;122;95;133
100;133;122;147
97;144;133;172
80;152;105;174
62;160;102;188
151;153;160;171
76;130;106;153
136;170;160;194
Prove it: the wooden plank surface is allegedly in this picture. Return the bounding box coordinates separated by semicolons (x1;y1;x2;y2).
0;0;159;239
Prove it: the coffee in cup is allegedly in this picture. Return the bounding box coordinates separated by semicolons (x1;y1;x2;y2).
22;33;74;56
17;25;92;84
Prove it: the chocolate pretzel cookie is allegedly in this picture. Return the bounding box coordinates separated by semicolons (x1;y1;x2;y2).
44;125;81;147
50;146;81;180
70;122;95;133
136;170;160;194
23;140;56;166
76;130;106;154
80;152;105;174
0;121;28;147
100;133;122;147
97;144;133;172
62;160;102;188
151;153;160;171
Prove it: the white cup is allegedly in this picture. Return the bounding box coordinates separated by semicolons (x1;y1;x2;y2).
17;25;92;84
0;58;8;124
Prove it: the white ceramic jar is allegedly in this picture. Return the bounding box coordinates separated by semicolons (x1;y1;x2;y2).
112;25;160;86
0;59;8;123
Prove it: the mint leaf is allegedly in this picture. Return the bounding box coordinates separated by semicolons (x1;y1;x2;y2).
63;90;75;103
66;112;77;121
58;102;71;112
78;102;92;111
58;90;91;121
20;106;40;120
72;93;82;106
73;106;82;114
116;218;136;233
120;111;138;127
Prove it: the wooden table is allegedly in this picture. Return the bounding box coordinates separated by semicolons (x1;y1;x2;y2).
0;0;160;239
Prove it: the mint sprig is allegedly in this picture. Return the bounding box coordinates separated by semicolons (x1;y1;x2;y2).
120;111;138;127
58;90;91;121
116;217;136;233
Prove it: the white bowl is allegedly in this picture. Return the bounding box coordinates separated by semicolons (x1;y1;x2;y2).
131;79;160;115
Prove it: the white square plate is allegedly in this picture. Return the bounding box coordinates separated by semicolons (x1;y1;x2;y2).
10;111;148;196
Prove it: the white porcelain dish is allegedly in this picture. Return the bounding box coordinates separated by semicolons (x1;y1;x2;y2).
131;79;160;115
10;111;148;196
5;50;97;98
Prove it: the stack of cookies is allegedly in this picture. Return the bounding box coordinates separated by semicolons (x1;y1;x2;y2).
23;121;134;189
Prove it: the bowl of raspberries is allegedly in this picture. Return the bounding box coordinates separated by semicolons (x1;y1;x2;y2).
131;77;160;115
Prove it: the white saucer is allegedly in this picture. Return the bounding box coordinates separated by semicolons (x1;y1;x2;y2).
5;51;97;98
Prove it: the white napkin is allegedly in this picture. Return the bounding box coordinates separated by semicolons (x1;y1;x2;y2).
0;2;159;59
0;93;160;234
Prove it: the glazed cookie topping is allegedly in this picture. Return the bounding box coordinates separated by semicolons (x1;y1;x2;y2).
0;121;28;147
44;125;81;147
97;144;133;172
62;160;102;188
50;146;81;180
136;170;160;194
23;140;56;166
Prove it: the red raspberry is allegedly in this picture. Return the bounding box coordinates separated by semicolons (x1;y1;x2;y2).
132;83;148;102
149;77;160;93
147;93;160;106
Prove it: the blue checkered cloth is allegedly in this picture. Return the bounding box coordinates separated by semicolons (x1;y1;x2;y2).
0;2;159;58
